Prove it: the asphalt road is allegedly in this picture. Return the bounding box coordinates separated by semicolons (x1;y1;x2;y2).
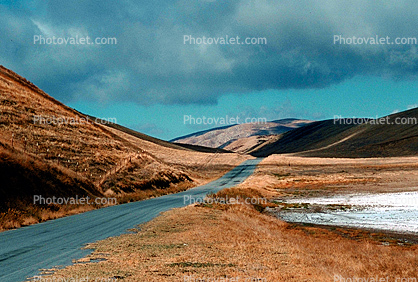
0;158;263;282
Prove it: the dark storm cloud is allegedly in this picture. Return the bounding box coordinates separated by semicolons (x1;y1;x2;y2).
1;0;418;104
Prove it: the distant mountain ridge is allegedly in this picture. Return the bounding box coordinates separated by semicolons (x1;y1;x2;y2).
172;118;313;150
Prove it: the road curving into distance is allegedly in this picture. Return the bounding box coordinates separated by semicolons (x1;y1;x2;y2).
0;158;263;282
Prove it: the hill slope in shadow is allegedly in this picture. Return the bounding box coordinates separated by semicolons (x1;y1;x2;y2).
252;108;418;158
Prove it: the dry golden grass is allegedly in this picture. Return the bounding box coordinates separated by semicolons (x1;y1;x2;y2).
0;66;247;185
35;203;417;282
0;67;139;182
0;204;96;231
238;155;418;198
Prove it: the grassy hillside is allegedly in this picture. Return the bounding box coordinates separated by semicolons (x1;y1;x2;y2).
89;114;228;154
252;108;418;158
172;119;312;150
0;65;247;230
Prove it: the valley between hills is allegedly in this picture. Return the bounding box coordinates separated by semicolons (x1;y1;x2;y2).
0;66;417;281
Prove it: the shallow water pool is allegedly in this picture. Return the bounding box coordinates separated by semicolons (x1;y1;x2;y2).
277;191;418;234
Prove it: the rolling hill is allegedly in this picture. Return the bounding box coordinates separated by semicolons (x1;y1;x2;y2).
172;119;313;151
251;108;418;158
0;65;247;230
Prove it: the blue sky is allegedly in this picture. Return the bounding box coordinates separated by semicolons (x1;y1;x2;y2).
67;76;418;139
1;0;418;140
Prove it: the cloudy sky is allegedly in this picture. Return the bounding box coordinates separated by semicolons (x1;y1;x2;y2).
1;0;418;139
